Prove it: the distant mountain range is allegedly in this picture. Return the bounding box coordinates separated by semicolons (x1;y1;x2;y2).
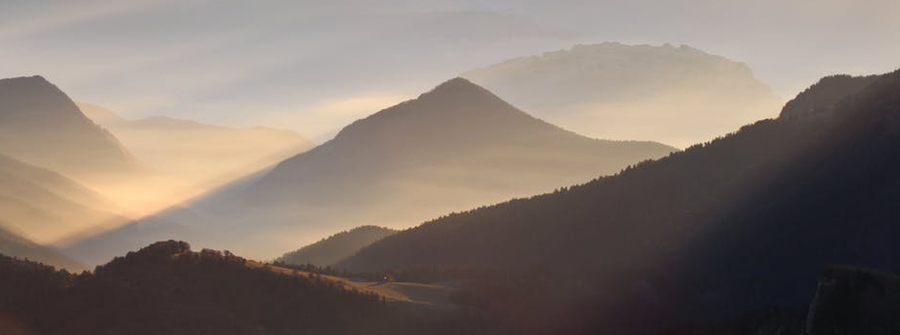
0;76;138;182
67;78;676;264
340;69;900;334
0;226;83;271
0;76;311;264
0;152;122;246
0;76;140;267
2;65;898;335
463;43;784;147
277;226;398;267
78;103;314;192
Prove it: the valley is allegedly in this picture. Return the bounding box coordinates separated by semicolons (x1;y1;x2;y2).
0;3;897;333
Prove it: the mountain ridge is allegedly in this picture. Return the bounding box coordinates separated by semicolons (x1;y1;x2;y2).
277;226;398;267
0;151;123;246
0;225;84;271
68;77;676;263
0;76;138;180
463;43;784;147
77;102;314;207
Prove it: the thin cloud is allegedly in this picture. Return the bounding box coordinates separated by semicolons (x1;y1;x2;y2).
0;0;180;41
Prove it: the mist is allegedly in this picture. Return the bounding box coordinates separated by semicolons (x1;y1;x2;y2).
0;0;897;137
1;1;899;334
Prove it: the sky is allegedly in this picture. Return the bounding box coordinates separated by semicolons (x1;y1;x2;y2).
1;0;898;139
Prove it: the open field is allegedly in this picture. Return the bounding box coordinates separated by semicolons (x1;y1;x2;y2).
246;260;458;308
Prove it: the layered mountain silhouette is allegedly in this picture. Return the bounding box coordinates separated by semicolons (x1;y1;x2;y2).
340;69;900;334
246;77;674;205
79;103;314;192
463;43;784;147
0;76;137;181
0;226;83;271
0;152;122;245
66;78;675;263
277;226;398;267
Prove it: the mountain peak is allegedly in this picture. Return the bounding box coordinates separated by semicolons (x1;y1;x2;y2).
329;77;532;144
430;76;482;92
0;75;137;179
0;75;64;104
0;75;86;123
0;75;51;86
416;76;500;103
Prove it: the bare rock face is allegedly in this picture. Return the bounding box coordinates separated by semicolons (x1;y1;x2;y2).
805;266;900;335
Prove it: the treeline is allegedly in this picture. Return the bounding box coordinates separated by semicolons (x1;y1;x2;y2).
0;241;498;335
276;225;398;267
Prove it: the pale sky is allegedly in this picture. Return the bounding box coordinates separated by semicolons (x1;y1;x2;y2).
1;0;898;138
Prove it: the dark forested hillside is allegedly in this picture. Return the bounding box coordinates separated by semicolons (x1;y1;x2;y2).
278;226;398;267
340;69;900;334
779;73;880;118
803;266;900;335
0;241;479;335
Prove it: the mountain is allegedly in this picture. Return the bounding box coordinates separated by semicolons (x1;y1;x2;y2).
0;151;122;245
242;77;675;226
339;69;900;334
66;77;676;264
277;226;398;267
78;103;314;194
0;226;83;271
0;241;461;335
0;76;137;181
463;43;784;148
